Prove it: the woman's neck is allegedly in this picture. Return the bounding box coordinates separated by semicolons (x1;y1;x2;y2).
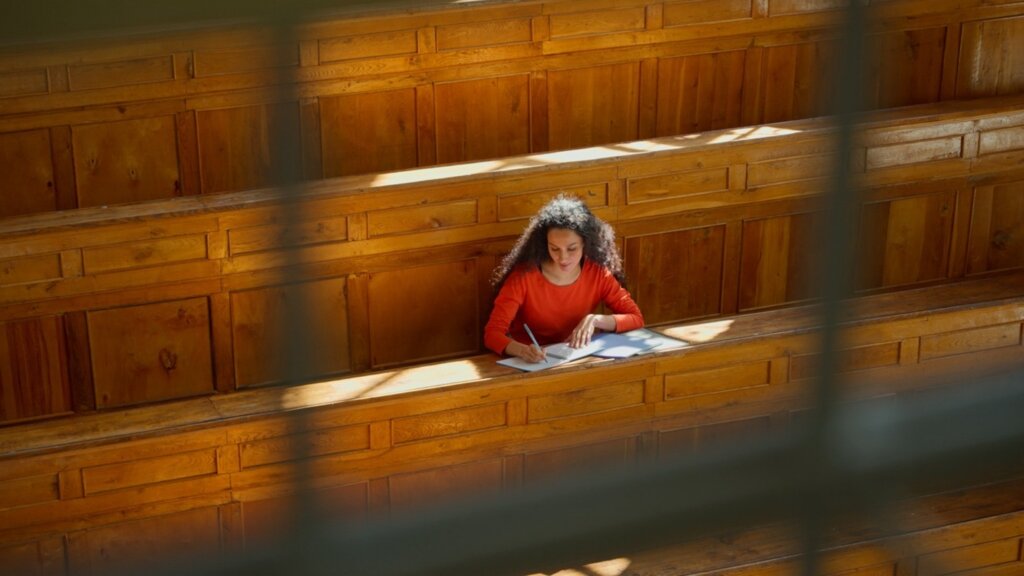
540;260;582;286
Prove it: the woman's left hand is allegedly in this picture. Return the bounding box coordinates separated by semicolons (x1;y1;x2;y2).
570;314;614;348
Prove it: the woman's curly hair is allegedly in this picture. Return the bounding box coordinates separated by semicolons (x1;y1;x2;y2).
492;194;625;291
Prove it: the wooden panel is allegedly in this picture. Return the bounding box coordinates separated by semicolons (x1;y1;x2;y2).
919;323;1022;361
548;7;645;38
957;16;1024;98
196;102;300;194
88;297;214;407
0;539;64;576
0;253;61;286
528;380;645;422
320;89;417;178
659;416;771;456
0;129;56;218
434;75;530;164
865;137;962;170
388;459;503;511
627;167;729;203
367;200;478;237
392;402;507;444
0;67;48;98
917;537;1021;575
524;438;633;485
193;44;299;77
747;155;828;187
0;473;59;509
0;316;70;423
72;116;182;207
655;50;748;136
242;483;367;544
970;183;1024;273
367;259;479;367
762;40;837;123
68;55;174;91
81;234;207;274
979;125;1024;156
858;191;956;290
70;507;220;575
739;212;820;310
790;343;901;381
239;424;369;468
230;277;350;388
228;216;348;255
436;18;532;50
664;361;770;400
319;29;418;62
497;185;608;221
770;0;845;15
82;449;216;494
624;226;726;325
663;0;753;26
865;28;945;109
547;62;640;151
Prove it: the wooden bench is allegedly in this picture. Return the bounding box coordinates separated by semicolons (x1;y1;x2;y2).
2;95;1023;425
1;269;1022;573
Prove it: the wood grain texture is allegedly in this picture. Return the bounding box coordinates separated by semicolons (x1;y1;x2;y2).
0;129;55;218
738;212;820;310
547;62;640;151
87;297;214;408
957;15;1024;98
968;183;1024;274
388;459;503;512
196;103;301;194
320;89;418;178
0;316;70;423
434;75;530;164
242;483;367;544
761;39;837;123
656;50;748;136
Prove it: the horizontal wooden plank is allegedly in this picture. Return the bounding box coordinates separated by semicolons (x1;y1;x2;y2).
496;184;609;221
747;154;830;187
528;380;645;422
392;402;507;444
549;7;645;38
0;253;61;286
68;56;175;91
366;199;478;237
240;424;370;468
919;323;1023;361
82;449;217;495
979;125;1024;156
0;68;48;98
866;136;964;169
790;342;901;381
81;235;208;274
0;474;58;510
664;361;771;400
436;18;532;51
319;29;418;62
228;216;348;255
663;0;753;26
193;44;300;76
626;167;729;203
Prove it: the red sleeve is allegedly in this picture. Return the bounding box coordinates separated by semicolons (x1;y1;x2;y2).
483;272;525;355
600;270;644;333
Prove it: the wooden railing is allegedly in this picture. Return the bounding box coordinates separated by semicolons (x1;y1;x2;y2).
0;269;1022;574
1;95;1023;423
1;0;1023;217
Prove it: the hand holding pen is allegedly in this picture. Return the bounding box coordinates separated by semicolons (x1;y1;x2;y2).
520;324;547;364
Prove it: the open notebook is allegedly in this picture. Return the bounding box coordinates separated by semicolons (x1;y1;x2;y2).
496;328;687;372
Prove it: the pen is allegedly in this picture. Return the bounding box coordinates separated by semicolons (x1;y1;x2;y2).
523;323;545;363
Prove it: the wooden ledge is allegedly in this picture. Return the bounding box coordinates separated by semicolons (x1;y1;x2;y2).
1;269;1022;459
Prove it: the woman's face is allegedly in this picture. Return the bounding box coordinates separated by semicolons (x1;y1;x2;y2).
546;228;584;273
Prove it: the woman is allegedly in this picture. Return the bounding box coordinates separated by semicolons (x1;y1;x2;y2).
484;194;644;363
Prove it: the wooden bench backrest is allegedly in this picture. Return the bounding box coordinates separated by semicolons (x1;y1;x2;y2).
1;0;1023;217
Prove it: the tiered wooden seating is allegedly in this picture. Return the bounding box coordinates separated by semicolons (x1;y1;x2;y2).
1;0;1023;218
1;267;1022;574
2;95;1023;425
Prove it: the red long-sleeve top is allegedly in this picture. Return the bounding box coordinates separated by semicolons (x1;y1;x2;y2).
484;259;644;355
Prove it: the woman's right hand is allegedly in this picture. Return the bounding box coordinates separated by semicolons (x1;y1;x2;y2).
506;340;547;363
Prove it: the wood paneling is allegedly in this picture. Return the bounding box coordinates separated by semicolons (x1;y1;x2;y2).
320;89;418;178
958;15;1024;98
968;182;1024;274
659;416;771;456
547;63;640;151
761;40;837;123
916;537;1021;575
524;437;634;485
230;277;351;388
319;29;418;63
196;103;300;194
87;297;214;407
68;56;175;92
548;7;645;38
919;323;1022;361
0;539;64;576
69;507;220;575
239;424;369;468
527;380;645;422
436;18;532;51
71;116;181;208
739;212;820;310
865;27;946;109
858;191;957;290
388;459;504;511
0;129;55;218
367;259;479;367
625;226;726;325
434;75;530;164
242;483;367;544
0;316;70;424
392;402;507;444
663;0;753;26
656;50;749;136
